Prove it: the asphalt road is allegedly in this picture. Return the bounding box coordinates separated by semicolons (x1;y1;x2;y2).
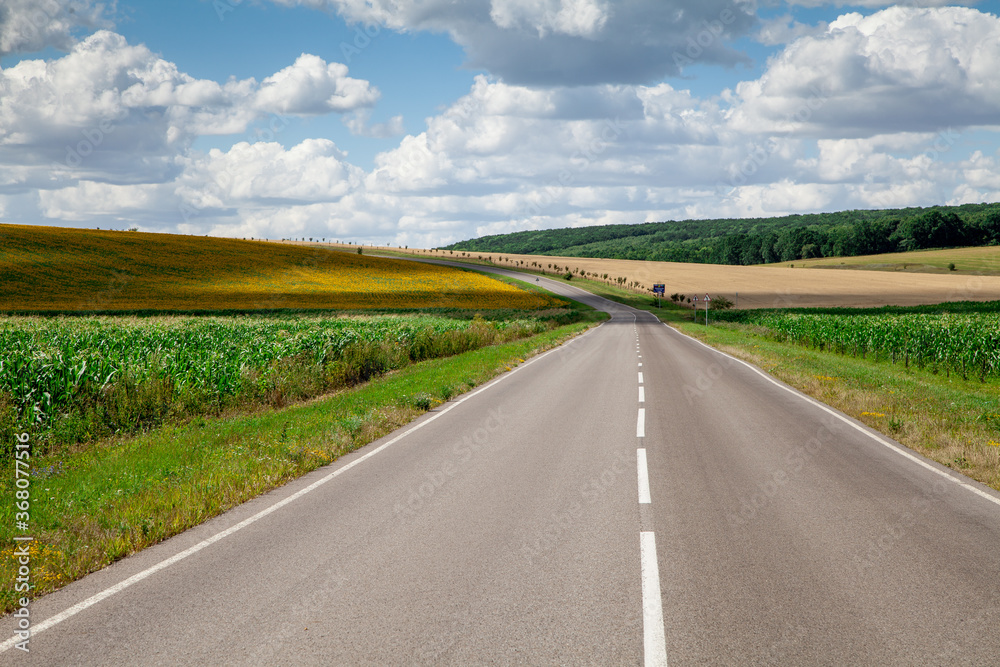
4;270;1000;665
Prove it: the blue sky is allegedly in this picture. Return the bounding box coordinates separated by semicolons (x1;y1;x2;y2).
2;0;1000;246
111;1;478;166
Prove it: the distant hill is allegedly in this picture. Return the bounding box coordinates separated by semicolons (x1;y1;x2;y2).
0;224;553;312
443;204;1000;265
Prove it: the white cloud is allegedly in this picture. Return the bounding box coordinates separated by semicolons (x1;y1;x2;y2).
730;6;1000;137
489;0;610;38
270;0;757;85
0;30;381;200
0;0;112;56
254;54;380;115
784;0;973;7
177;139;365;208
6;5;1000;249
342;109;405;138
755;14;828;45
38;181;169;221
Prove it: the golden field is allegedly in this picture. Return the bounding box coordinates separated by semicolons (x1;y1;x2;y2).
394;247;1000;309
767;245;1000;275
0;225;559;312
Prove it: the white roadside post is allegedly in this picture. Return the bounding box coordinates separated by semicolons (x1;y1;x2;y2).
705;293;711;325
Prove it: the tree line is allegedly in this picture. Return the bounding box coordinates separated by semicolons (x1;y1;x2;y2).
444;204;1000;265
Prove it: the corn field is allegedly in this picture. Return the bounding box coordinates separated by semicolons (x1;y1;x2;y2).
722;310;1000;381
0;314;548;455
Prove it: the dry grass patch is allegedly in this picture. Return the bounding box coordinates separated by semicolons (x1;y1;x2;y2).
392;247;1000;309
767;245;1000;276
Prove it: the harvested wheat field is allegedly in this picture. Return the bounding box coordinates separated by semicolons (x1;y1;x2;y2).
405;248;1000;309
768;245;1000;275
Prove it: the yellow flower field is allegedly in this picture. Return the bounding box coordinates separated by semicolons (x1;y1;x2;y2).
0;225;560;312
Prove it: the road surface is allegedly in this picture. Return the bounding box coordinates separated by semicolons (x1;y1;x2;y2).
4;271;1000;665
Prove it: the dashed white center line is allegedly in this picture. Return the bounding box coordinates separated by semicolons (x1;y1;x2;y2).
637;408;645;438
638;372;644;384
639;386;645;403
641;532;668;667
637;448;651;504
638;362;643;367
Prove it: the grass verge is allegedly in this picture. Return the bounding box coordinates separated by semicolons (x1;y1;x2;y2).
482;257;1000;495
672;320;1000;492
0;319;600;613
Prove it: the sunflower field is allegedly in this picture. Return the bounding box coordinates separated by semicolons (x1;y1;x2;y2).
0;225;561;312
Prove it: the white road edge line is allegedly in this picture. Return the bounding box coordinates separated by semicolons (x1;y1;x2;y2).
637;448;651;504
0;325;603;654
637;408;646;438
640;531;668;667
665;322;1000;510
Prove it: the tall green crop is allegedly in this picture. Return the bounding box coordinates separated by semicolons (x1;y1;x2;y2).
721;311;1000;380
0;313;546;455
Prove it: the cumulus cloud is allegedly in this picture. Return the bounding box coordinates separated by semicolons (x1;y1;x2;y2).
254;54;380;115
270;0;756;85
488;0;611;38
176;139;365;209
342;109;405;138
37;181;171;222
784;0;973;7
0;31;381;196
0;0;112;56
730;6;1000;137
6;4;1000;248
755;14;828;45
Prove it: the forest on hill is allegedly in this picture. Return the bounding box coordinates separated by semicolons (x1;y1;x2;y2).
443;204;1000;265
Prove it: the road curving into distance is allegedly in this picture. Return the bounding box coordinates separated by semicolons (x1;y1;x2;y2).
3;265;1000;665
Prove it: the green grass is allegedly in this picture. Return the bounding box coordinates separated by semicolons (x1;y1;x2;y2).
477;255;1000;495
0;319;600;613
672;320;1000;491
709;308;1000;381
1;312;565;457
